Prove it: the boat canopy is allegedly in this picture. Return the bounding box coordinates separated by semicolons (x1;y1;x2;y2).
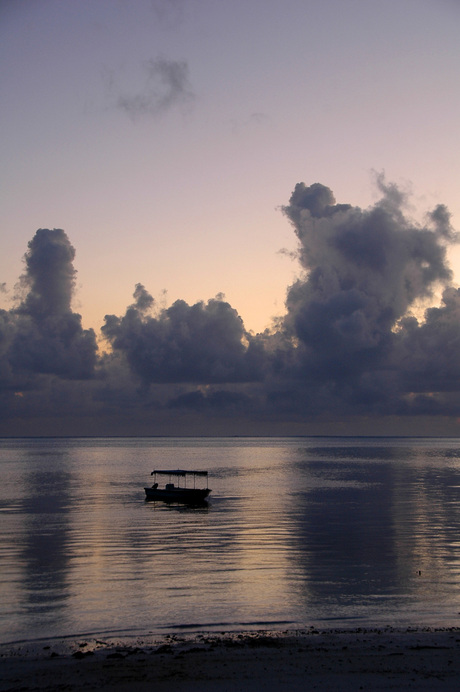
151;470;208;477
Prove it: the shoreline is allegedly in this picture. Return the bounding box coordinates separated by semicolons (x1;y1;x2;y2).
2;627;460;691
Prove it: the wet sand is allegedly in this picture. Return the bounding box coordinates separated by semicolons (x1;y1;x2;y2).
1;627;460;691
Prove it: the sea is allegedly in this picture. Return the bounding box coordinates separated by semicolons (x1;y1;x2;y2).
1;436;460;645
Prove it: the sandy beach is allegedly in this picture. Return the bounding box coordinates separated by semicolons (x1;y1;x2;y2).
1;627;460;691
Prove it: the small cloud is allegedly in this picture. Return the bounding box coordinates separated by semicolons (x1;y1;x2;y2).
250;112;269;124
231;111;270;135
116;56;195;120
150;0;189;29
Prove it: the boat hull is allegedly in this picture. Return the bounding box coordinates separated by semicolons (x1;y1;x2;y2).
144;486;210;503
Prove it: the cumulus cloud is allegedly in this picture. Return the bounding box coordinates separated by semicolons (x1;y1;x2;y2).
281;180;454;377
17;228;77;317
102;284;266;384
271;178;459;418
1;179;460;434
116;56;195;119
0;229;97;391
96;177;459;425
396;286;460;394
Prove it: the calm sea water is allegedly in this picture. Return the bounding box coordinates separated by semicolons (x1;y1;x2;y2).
1;436;460;644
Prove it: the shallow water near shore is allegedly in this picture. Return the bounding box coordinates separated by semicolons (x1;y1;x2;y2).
1;436;460;644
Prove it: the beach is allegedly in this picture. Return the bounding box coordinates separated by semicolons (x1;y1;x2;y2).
2;627;460;691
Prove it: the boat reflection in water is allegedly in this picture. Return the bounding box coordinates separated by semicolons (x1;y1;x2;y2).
144;469;211;505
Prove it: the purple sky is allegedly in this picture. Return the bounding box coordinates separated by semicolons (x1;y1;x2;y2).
1;0;460;435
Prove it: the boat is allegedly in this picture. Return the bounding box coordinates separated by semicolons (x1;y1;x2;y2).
144;470;211;504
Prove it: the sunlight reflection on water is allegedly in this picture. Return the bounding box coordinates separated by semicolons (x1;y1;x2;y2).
1;436;460;642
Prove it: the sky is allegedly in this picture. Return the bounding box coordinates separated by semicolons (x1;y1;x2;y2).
1;0;460;436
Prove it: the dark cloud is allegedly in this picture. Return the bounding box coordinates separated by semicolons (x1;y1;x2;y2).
102;285;266;384
17;228;77;317
280;180;455;392
0;229;97;389
116;56;195;119
1;180;460;435
428;203;456;241
396;287;460;394
168;388;252;411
